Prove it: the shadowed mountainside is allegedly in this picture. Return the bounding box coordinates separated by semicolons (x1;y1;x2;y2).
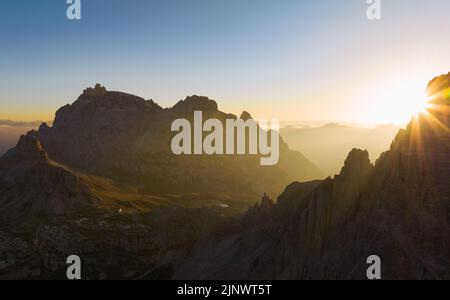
0;85;323;220
35;84;323;197
0;133;97;220
173;72;450;280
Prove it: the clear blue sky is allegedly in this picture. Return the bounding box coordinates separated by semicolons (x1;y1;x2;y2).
1;0;450;123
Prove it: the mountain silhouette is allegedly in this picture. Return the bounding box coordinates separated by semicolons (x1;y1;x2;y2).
0;85;324;220
0;73;448;280
33;84;323;196
173;73;450;280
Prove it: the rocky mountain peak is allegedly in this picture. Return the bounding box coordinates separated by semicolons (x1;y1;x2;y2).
15;132;48;162
24;86;323;197
82;83;108;97
172;95;219;114
67;84;161;112
48;85;163;134
240;111;252;120
38;122;50;132
338;149;372;179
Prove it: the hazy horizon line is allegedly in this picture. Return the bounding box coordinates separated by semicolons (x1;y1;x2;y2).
0;118;403;130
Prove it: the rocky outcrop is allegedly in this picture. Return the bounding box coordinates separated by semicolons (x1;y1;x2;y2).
0;133;96;220
240;111;252;121
171;95;220;116
14;133;48;162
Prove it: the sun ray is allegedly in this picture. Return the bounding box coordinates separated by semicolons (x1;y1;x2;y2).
403;80;450;164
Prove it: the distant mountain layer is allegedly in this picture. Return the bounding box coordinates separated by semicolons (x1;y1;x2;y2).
0;120;47;127
280;123;401;176
173;72;450;280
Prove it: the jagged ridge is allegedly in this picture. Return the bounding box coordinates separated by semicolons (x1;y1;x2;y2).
0;133;96;220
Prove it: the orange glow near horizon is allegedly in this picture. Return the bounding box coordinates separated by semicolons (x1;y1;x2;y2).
0;77;446;126
0;110;54;123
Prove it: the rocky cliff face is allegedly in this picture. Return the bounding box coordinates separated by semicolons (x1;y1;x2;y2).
173;149;374;279
173;73;450;280
38;84;163;173
34;84;323;196
0;84;324;242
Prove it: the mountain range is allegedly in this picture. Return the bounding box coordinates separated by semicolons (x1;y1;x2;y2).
0;84;323;220
173;72;450;280
0;72;448;279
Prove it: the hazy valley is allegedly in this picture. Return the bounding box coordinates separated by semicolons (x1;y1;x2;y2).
280;123;401;176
